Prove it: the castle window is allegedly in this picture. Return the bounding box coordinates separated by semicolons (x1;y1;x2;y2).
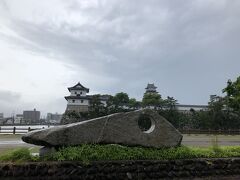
80;92;82;95
72;100;75;103
81;100;84;103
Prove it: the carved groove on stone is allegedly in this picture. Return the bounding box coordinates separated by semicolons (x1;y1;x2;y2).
97;117;109;143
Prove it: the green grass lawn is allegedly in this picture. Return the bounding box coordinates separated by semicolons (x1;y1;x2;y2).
0;134;240;163
0;144;240;163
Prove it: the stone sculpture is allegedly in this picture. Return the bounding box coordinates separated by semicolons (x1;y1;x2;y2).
22;109;182;148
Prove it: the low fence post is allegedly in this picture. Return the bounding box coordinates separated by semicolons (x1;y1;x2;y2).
13;127;16;134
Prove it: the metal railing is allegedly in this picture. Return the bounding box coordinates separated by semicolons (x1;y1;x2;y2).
1;126;240;135
0;127;46;134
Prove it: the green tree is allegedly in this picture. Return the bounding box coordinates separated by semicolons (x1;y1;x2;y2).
89;94;106;118
208;95;230;130
142;93;161;107
158;96;179;128
113;92;130;108
105;95;115;114
128;98;141;109
196;111;212;129
129;98;137;108
162;96;177;110
61;111;88;124
223;76;240;113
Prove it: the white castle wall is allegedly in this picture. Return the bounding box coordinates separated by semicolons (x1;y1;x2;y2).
70;90;87;96
67;99;89;106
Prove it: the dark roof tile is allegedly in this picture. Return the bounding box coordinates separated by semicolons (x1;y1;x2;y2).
68;82;89;92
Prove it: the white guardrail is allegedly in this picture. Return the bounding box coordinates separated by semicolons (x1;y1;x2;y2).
0;125;56;134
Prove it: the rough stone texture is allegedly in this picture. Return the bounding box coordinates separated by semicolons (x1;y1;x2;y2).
22;109;182;148
39;147;56;157
0;158;240;179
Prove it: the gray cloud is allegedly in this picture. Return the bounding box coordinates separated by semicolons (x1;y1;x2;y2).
0;90;21;102
0;90;22;116
0;0;240;115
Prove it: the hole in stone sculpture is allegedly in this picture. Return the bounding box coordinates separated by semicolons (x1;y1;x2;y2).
138;114;155;133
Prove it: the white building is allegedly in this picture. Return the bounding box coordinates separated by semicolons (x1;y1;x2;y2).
47;113;62;124
175;104;208;112
65;82;109;113
15;114;23;124
65;82;90;112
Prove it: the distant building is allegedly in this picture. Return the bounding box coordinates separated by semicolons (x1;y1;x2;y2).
65;82;109;113
210;95;223;103
23;109;40;124
175;104;208;112
0;113;4;124
144;83;209;112
145;83;158;94
0;113;3;119
47;113;62;124
15;114;23;124
143;83;161;109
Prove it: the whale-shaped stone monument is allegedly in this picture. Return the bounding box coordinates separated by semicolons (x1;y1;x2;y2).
22;109;182;148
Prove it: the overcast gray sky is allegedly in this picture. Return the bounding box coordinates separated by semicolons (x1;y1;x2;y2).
0;0;240;117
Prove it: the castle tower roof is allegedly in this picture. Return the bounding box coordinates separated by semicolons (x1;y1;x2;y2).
68;82;89;93
145;83;158;93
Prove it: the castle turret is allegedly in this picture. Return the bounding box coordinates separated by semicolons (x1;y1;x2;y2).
65;82;90;112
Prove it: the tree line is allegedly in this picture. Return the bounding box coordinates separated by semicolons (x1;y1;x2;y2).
61;76;240;130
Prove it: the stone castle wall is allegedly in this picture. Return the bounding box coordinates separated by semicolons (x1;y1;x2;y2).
66;105;89;113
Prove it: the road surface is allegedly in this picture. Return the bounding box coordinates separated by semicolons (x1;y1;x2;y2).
0;134;240;153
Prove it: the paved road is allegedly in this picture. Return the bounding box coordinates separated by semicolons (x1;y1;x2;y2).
0;135;40;153
182;134;240;147
0;134;240;153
